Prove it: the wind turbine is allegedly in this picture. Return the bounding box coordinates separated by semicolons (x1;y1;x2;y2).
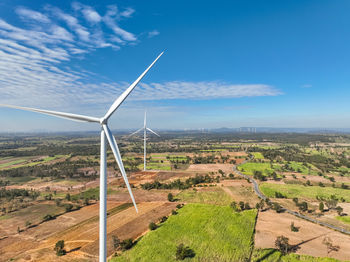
129;111;160;171
0;52;163;262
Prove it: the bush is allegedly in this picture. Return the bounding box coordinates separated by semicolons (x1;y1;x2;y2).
290;222;299;232
160;216;168;223
54;240;66;256
65;203;73;212
120;239;134;251
43;214;54;222
175;243;195;260
275;236;294;255
172;209;178;215
275;192;286;198
168;193;174;202
149;222;157;231
319;202;324;212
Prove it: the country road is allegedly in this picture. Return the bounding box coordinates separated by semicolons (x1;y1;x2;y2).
233;156;350;236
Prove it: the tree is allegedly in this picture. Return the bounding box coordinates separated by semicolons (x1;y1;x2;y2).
65;204;73;212
25;221;32;228
149;222;157;231
168;193;174;202
112;235;120;250
54;240;66;256
298;201;308;212
290;222;299;232
336;206;343;216
65;193;71;201
230;201;240;212
319;202;324;212
175;243;195;260
120;239;134;251
275;236;293;255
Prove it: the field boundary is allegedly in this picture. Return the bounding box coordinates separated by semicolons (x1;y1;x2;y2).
234;154;350;236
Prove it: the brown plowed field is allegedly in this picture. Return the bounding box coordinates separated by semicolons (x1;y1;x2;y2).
255;210;350;260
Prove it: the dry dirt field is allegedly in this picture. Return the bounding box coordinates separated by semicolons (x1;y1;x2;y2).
1;200;177;262
255;210;350;261
187;163;234;173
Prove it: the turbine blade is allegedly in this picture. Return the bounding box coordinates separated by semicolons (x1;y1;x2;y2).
102;124;138;212
128;127;143;137
144;111;147;128
103;52;164;121
147;127;160;137
0;104;99;123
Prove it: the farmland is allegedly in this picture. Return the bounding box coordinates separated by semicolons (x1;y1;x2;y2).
1;132;350;261
112;204;257;262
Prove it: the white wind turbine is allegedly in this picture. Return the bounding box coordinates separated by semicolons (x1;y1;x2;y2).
129;111;160;171
0;52;163;262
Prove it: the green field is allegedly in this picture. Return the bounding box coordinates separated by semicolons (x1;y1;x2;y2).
285;161;318;175
260;183;350;202
238;162;276;176
0;159;27;168
251;152;264;159
176;188;233;206
336;216;350;225
252;248;342;262
111;204;257;262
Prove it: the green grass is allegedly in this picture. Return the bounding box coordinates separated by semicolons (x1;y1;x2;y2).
140;161;172;171
200;149;227;152
260;183;350;202
252;152;264;159
285;161;318;175
176;188;233;206
336;216;350;225
111;204;257;262
252;248;342;262
0;159;27;168
238;162;275;176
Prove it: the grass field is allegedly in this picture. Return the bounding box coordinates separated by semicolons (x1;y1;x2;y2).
176;188;233;206
252;248;342;262
111;204;257;262
251;152;264;159
336;216;350;225
260;183;350;202
238;162;275;176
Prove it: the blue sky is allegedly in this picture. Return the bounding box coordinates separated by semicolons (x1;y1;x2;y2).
0;0;350;131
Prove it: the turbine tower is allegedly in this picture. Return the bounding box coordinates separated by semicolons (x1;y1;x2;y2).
0;52;163;262
129;111;160;171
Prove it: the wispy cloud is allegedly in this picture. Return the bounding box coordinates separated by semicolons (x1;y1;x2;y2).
0;3;279;118
148;30;159;38
15;7;50;23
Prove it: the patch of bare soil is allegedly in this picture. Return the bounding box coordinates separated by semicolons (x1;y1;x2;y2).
221;180;260;205
108;188;178;202
82;202;178;257
255;210;350;260
187;164;233;173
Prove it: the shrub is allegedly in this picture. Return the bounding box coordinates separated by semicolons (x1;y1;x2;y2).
160;216;168;223
120;239;134;251
149;222;157;231
275;236;294;255
168;193;174;202
43;214;54;222
175;243;195;260
65;204;73;212
112;235;120;250
275;192;286;198
54;240;66;256
290;222;299;232
172;209;178;215
319;202;324;212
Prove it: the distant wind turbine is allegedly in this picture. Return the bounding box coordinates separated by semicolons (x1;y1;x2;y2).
129;111;160;171
0;52;164;262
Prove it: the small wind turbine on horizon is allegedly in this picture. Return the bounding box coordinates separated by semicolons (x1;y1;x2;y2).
0;52;164;262
129;111;160;171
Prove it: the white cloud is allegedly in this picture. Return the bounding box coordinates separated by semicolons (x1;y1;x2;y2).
103;5;137;42
15;7;50;23
148;30;159;38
